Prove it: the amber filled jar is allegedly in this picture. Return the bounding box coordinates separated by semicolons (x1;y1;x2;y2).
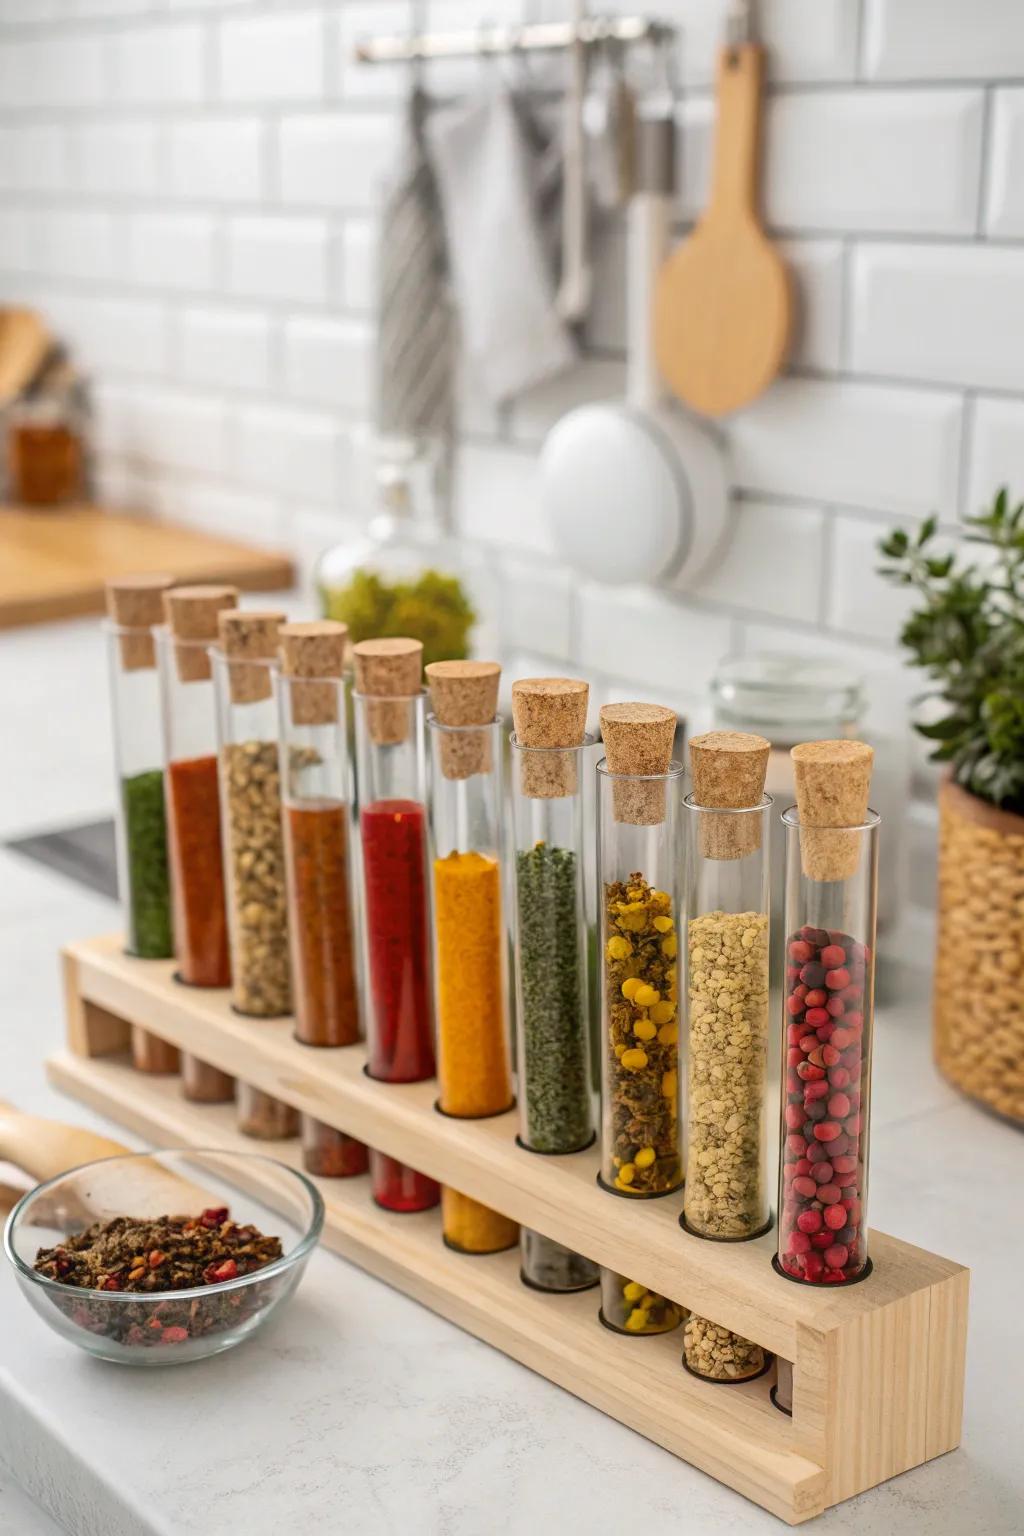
8;397;82;505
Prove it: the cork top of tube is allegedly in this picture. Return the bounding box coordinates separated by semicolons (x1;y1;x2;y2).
218;608;285;704
164;584;238;683
280;620;348;680
689;730;771;861
352;637;422;745
512;676;588;797
352;636;423;697
426;660;500;780
280;620;348;727
105;573;173;670
600;702;677;825
792;739;874;882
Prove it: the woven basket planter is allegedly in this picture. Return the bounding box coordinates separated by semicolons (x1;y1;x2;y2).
935;779;1024;1125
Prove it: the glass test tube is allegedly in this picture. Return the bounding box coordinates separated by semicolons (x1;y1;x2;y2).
431;713;517;1255
511;731;598;1292
354;686;439;1214
776;807;879;1286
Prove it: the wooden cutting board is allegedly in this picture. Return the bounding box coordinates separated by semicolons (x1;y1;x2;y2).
0;502;294;630
654;43;791;418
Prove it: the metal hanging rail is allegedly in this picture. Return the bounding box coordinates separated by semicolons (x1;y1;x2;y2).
353;15;671;65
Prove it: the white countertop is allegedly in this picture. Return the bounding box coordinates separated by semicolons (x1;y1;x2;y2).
1;618;1023;1536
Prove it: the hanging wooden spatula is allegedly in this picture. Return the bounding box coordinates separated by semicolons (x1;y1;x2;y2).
654;13;791;417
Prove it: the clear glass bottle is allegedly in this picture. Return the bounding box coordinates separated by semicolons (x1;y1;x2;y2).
104;576;177;1075
776;745;878;1287
8;393;83;506
430;695;517;1255
510;725;598;1292
158;587;237;1105
682;794;772;1241
317;441;472;665
353;641;439;1215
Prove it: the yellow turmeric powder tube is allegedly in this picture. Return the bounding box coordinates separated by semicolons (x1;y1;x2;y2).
427;665;518;1256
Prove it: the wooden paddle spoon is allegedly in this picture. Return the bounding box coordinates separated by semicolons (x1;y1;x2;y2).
654;40;791;418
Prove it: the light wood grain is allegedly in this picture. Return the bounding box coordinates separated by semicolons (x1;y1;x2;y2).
654;44;791;417
53;934;969;1523
0;503;293;630
46;1049;825;1526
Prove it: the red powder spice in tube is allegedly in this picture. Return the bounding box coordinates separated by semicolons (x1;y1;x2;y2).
167;754;230;988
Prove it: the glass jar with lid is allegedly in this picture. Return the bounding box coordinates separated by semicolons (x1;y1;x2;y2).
711;654;906;949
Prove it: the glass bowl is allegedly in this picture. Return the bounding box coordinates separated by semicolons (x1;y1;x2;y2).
3;1149;323;1366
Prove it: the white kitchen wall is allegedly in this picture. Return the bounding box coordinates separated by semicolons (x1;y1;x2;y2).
1;0;1022;759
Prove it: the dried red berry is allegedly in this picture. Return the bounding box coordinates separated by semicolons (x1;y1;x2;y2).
160;1326;189;1344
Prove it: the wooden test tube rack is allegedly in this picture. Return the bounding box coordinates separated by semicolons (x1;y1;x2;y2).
51;934;968;1526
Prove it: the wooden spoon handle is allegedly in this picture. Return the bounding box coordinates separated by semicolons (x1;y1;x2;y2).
0;1102;130;1185
708;43;765;220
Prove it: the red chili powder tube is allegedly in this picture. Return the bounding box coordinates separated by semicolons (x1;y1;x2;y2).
360;798;435;1084
166;753;230;988
285;799;360;1047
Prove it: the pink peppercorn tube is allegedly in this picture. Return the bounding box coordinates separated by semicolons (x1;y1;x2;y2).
775;804;879;1286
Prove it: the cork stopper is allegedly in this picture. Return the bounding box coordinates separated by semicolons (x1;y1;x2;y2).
600;702;677;825
280;620;348;727
218;609;285;705
511;677;589;798
105;573;173;671
791;739;875;882
164;584;238;683
689;730;771;861
352;637;423;745
426;660;500;780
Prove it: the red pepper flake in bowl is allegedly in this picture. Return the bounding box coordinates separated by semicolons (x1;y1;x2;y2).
33;1208;284;1348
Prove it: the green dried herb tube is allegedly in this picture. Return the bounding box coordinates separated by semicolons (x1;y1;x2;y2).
121;767;173;958
510;679;598;1295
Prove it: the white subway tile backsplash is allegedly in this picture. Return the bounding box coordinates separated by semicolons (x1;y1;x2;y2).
493;555;574;662
283;315;373;411
217;9;325;104
765;89;985;235
986;89;1024;238
851;244;1024;393
127;212;217;291
178;305;272;394
658;0;861;88
0;125;66;193
0;208;33;272
53;294;169;377
967;397;1024;514
0;33;107;109
279;112;398;210
454;443;551;556
234;404;350;504
694;499;827;619
161;480;282;544
576;584;732;699
226;215;330;303
782;241;845;373
167;118;265;203
75;122;159;198
730;378;962;519
131;388;231;477
109;24;205;106
35;208;116;282
828;515;918;643
339;219;375;311
864;0;1024;82
336;3;413;102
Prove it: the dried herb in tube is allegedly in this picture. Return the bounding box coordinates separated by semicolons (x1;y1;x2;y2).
510;677;596;1291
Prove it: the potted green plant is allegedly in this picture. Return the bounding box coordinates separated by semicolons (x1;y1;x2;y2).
879;488;1024;1123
